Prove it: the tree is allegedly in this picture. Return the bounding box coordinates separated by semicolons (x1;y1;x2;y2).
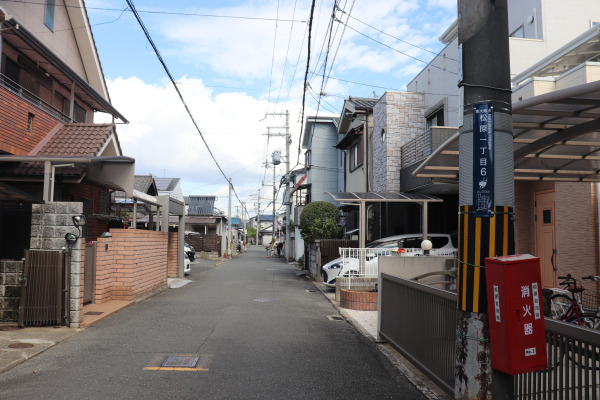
299;201;342;240
246;226;257;239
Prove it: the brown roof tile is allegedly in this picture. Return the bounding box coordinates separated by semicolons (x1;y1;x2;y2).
31;123;118;157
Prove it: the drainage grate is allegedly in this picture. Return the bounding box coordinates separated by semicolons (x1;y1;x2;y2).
84;311;104;316
253;298;278;303
9;343;34;349
162;356;199;368
327;315;345;321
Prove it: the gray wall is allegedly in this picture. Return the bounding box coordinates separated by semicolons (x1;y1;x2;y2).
307;122;343;205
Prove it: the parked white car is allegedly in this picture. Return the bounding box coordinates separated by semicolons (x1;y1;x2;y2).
321;233;457;288
184;252;191;275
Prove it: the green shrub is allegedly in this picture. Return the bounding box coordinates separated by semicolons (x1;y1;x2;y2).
299;201;342;240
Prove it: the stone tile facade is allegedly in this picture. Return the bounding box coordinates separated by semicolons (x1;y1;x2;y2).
372;92;425;192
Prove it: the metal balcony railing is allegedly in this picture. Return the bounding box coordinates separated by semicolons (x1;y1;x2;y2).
0;73;71;123
401;126;457;169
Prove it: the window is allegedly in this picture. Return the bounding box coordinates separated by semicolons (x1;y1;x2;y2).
27;113;34;132
349;137;363;171
305;149;311;169
426;107;444;129
45;0;55;31
74;103;86;123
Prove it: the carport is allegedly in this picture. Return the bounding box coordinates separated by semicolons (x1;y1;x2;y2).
413;79;600;183
326;192;443;248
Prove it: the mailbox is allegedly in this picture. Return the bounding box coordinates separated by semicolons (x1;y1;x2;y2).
485;254;548;375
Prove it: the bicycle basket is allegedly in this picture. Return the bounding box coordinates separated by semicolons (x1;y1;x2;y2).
581;290;599;313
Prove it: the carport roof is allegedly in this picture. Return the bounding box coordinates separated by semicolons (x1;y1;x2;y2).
326;192;442;203
413;79;600;183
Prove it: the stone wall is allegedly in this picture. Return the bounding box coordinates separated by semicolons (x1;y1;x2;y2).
30;202;83;327
0;260;23;322
373;92;425;192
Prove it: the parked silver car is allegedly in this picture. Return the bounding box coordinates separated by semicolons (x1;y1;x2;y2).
321;233;457;288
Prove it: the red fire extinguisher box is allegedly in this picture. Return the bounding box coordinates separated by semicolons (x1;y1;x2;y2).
485;254;548;375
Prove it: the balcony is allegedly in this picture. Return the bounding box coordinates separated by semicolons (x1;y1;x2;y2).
400;126;457;192
0;73;71;123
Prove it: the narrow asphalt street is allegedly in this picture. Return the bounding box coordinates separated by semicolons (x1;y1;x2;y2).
0;245;426;400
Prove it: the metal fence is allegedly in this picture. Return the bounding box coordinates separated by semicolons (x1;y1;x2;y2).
19;250;70;327
339;248;395;277
379;273;457;395
379;273;600;398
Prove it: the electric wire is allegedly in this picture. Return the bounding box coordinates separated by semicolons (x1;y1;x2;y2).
265;0;281;110
336;19;457;75
125;0;247;210
323;0;354;88
338;6;457;62
297;0;317;165
4;0;307;22
273;0;299;112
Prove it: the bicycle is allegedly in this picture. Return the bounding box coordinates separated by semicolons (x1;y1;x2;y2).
549;274;600;329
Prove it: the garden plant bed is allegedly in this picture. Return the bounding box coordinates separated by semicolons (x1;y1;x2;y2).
339;288;378;311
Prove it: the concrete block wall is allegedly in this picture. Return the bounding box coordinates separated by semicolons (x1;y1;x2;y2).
30;202;83;327
94;229;168;303
0;260;23;322
372;92;425;192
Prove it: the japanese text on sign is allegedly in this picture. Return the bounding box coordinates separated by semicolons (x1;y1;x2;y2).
473;103;494;217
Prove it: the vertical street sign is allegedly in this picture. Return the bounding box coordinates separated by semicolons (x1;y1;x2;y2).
473;103;494;217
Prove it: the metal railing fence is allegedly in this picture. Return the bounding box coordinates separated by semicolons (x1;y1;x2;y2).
380;273;600;398
379;273;457;395
0;73;71;122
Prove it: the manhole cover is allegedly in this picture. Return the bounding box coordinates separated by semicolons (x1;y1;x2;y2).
162;356;199;368
84;311;103;316
9;343;34;349
253;298;278;303
0;326;19;331
327;315;344;321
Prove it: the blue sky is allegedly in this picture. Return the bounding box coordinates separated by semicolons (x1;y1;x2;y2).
86;0;457;215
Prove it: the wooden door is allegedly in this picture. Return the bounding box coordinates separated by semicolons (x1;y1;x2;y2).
534;191;556;288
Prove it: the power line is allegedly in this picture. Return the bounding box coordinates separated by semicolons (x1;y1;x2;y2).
298;0;317;165
125;0;247;209
338;6;457;62
4;0;307;23
273;0;299;112
336;19;458;75
265;0;281;110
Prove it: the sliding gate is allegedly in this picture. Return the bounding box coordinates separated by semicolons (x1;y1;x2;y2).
18;249;70;327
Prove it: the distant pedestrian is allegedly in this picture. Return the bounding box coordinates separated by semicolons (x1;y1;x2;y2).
276;242;283;258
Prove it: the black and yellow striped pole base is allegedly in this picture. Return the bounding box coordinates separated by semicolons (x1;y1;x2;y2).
457;205;514;313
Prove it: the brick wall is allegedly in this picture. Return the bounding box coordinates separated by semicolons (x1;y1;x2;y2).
0;86;60;155
0;260;23;322
93;229;168;303
372;92;425;192
167;232;178;277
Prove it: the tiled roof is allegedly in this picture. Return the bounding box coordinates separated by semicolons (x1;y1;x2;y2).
155;177;180;191
347;97;378;109
134;175;157;194
30;123;120;156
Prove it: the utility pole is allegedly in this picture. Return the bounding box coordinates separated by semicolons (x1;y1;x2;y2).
255;188;261;245
228;177;232;256
263;110;291;259
241;202;247;248
272;161;276;240
455;1;515;399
